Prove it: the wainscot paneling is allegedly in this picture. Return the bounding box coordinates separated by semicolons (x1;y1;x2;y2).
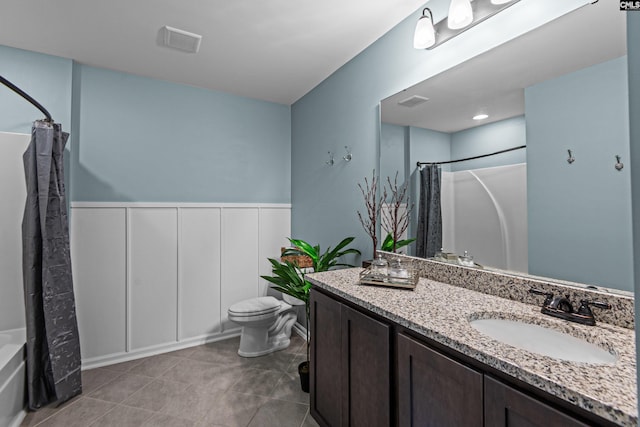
70;202;291;369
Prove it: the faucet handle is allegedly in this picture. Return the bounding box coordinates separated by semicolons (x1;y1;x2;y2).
529;288;553;306
578;300;612;312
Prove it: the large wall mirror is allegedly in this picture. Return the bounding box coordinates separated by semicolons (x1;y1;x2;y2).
380;1;632;293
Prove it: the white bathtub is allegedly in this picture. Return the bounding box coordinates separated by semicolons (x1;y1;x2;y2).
0;328;26;427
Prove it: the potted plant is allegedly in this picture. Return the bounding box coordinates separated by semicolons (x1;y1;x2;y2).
260;258;312;392
261;236;361;392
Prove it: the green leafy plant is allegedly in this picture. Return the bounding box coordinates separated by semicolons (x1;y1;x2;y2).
283;237;361;272
260;259;312;371
380;232;416;253
261;236;361;385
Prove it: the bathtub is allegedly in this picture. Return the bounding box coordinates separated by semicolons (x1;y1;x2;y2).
0;328;26;427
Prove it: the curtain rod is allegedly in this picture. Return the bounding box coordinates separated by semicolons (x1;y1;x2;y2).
416;145;526;167
0;75;53;122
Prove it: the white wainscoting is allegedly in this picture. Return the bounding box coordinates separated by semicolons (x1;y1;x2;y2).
70;202;291;369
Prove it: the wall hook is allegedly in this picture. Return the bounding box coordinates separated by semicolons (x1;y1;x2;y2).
326;151;335;166
343;146;352;162
567;149;575;164
615;155;624;171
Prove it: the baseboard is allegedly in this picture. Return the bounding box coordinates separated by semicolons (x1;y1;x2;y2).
8;410;26;427
293;321;308;341
81;329;241;370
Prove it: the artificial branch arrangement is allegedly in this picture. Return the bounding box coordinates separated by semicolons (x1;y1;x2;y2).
357;170;383;258
381;172;415;253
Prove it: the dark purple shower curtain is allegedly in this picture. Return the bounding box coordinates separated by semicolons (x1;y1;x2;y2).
22;120;82;410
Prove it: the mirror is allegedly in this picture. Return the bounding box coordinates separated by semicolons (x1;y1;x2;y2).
380;2;632;292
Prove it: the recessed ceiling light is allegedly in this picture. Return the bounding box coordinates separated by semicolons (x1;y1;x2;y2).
473;114;489;120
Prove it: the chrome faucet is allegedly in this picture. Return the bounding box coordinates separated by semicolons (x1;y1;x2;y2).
529;288;611;326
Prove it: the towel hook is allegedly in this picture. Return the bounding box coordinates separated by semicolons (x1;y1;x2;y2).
615;155;624;171
343;146;352;162
326;151;335;166
567;149;575;164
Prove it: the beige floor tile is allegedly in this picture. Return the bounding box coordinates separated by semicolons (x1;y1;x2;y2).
161;358;227;386
88;404;154;427
159;387;222;422
247;399;308;427
185;366;246;395
122;378;189;412
82;368;121;394
230;368;283;397
20;395;82;427
34;397;115;427
128;354;182;378
200;391;268;427
102;358;144;373
270;371;310;404
88;373;153;403
141;413;196;427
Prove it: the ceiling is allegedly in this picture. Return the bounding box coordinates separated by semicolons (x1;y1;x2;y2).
381;0;627;133
0;0;426;105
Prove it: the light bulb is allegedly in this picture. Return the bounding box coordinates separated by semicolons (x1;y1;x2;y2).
413;9;436;49
473;114;489;120
491;0;512;4
448;0;473;30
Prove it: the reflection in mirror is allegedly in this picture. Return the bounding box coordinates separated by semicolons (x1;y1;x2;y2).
380;1;632;292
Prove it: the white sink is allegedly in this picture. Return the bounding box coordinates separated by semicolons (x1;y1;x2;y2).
469;318;617;364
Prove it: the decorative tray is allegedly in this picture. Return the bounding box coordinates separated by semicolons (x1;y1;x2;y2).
358;268;418;290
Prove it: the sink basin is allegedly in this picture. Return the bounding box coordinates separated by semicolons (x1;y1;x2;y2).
469;318;617;364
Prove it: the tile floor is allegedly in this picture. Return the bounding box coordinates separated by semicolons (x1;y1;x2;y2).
21;335;320;427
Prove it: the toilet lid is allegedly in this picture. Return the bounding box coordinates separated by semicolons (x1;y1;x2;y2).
228;296;281;316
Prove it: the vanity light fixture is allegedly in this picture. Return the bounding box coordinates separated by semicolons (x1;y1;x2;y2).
473;113;489;120
448;0;474;30
413;0;521;50
413;8;436;49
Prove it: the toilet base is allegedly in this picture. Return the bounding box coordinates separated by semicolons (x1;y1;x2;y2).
238;325;292;357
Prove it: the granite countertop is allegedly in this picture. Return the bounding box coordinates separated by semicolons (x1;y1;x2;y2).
307;268;638;427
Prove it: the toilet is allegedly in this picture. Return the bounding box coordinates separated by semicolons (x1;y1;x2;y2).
227;296;299;357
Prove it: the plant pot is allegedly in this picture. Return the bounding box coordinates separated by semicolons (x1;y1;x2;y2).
298;361;310;393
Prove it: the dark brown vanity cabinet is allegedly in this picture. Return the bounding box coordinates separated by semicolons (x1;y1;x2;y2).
484;376;590;427
397;333;483;426
310;288;607;427
310;289;392;427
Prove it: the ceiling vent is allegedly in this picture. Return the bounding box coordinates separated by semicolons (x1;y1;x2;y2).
162;26;202;53
397;95;429;107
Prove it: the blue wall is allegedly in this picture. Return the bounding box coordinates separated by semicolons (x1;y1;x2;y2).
71;65;290;202
526;56;632;291
1;45;291;204
450;116;526;171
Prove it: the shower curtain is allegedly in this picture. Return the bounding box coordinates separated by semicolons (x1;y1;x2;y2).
416;165;442;258
22;121;81;410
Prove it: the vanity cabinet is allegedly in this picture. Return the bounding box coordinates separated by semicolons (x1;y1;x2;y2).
310;287;612;427
397;332;483;426
484;376;589;427
310;289;392;427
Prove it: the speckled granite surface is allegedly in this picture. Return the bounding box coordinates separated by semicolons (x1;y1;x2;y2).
382;252;635;330
308;268;638;426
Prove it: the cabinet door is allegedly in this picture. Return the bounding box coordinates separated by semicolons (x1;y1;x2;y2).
310;290;343;427
397;333;483;427
341;305;391;427
484;376;590;427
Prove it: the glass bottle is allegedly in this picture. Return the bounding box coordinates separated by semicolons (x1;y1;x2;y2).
371;253;388;277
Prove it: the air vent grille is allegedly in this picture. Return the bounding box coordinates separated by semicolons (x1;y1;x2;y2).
162;26;202;53
397;95;429;108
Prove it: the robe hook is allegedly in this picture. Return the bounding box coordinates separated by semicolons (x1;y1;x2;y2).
567;149;575;164
326;151;335;166
615;155;624;171
343;146;352;162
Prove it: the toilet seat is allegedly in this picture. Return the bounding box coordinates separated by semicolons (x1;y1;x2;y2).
228;296;282;321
